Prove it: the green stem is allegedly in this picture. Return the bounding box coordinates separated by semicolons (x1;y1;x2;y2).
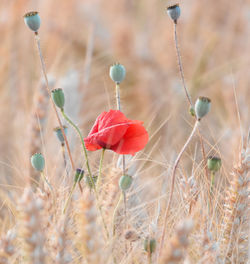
61;110;109;238
63;181;77;214
210;171;215;194
96;148;105;192
40;171;53;191
61;110;92;180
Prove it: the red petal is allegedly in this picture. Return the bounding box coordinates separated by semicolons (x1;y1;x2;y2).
97;110;129;130
111;122;148;155
85;123;129;150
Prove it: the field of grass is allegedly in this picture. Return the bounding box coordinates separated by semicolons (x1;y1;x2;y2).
0;0;249;263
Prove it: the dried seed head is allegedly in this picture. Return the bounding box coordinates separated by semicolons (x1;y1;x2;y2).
24;11;41;32
31;153;45;172
51;88;65;110
119;175;133;191
54;126;68;144
166;4;181;24
195;96;211;120
144;237;156;254
74;169;84;183
109;63;126;84
207;156;222;172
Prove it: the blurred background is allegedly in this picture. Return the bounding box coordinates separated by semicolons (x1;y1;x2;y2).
0;0;249;194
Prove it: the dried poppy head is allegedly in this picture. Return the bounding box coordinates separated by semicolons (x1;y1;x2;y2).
24;11;41;32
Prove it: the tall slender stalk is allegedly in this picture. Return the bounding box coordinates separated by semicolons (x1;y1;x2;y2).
60;110;109;238
159;120;199;256
34;32;75;172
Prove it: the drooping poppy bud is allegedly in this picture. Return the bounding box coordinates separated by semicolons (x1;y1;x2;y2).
31;153;45;172
74;169;84;183
195;96;211;121
51;88;65;110
24;11;41;32
166;4;181;24
119;175;133;191
54;126;68;144
144;237;156;254
109;63;126;84
207;156;222;172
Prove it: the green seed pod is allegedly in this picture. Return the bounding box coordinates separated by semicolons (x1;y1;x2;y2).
119;175;133;191
85;175;98;189
31;153;45;172
207;156;222;172
51;88;65;110
144;238;156;254
74;169;84;183
195;96;211;121
54;126;68;144
24;11;41;32
189;106;195;117
166;4;181;24
109;63;126;84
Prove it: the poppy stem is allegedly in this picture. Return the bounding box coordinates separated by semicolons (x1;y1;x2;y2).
159;120;200;257
115;83;122;111
96;148;105;192
34;32;75;174
60;110;93;181
61;143;69;178
61;110;109;238
40;171;53;191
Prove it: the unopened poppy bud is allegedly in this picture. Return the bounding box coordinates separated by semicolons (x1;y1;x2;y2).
189;106;195;117
166;4;181;24
24;11;41;32
119;175;133;191
195;96;211;121
54;126;68;144
74;169;84;183
144;238;156;254
207;156;221;172
31;153;45;172
109;63;126;84
51;88;65;110
85;175;98;189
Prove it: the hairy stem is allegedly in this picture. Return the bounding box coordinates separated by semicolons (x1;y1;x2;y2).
34;32;75;172
159;120;199;256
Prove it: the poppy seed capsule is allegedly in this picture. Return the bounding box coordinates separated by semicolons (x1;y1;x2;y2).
195;96;211;121
109;63;126;84
119;175;133;191
24;11;41;32
31;153;45;172
144;238;156;254
207;156;222;172
74;169;84;183
54;126;68;144
51;88;65;110
167;4;181;24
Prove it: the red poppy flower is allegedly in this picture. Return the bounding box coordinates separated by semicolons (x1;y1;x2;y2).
84;110;148;155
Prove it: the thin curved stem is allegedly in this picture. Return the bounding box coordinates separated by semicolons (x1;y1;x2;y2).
40;171;53;191
34;32;75;173
61;110;92;180
174;23;193;107
61;110;109;238
159;120;199;256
